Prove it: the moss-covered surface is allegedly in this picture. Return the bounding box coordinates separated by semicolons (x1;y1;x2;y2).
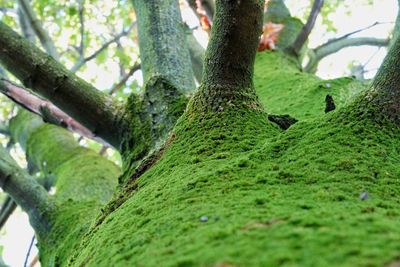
67;52;400;266
9;110;120;266
254;51;366;120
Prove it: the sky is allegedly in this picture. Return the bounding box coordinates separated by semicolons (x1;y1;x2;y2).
0;0;398;266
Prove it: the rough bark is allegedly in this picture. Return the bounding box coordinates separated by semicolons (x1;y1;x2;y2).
0;22;126;149
131;0;195;93
188;0;264;113
362;34;400;124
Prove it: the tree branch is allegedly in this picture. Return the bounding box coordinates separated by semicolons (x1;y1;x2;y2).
70;22;136;73
131;0;195;93
0;21;126;149
188;0;264;113
17;5;36;43
0;145;53;237
0;196;16;229
17;0;59;60
287;0;324;56
109;64;141;95
304;37;389;73
77;0;85;58
0;78;107;145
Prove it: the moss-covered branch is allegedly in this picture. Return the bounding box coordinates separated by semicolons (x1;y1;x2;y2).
304;37;389;73
9;110;120;264
0;145;53;238
0;21;126;149
189;0;264;113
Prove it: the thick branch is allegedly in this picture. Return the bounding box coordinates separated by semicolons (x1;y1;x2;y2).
18;0;59;60
0;79;105;144
0;145;53;237
287;0;324;56
0;21;126;149
131;0;195;93
189;0;264;112
304;37;389;73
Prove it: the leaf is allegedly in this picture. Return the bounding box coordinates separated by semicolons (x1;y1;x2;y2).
258;22;284;52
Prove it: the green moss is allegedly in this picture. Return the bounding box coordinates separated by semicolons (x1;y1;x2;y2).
254;51;366;120
64;49;400;266
69;103;400;266
40;201;103;266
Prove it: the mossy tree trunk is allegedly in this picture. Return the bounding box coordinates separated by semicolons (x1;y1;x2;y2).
2;0;400;266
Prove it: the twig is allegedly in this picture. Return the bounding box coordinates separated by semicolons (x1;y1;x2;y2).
24;235;35;267
109;64;141;95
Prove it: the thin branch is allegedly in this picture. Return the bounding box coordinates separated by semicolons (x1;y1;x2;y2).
70;22;136;73
78;0;85;58
17;6;36;43
24;235;35;267
18;0;59;60
109;64;141;95
0;7;16;15
325;21;393;45
304;37;389;73
0;196;16;229
0;145;53;237
0;21;126;149
0;79;109;146
287;0;324;56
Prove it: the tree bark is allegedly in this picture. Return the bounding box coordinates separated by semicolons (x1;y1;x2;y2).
131;0;195;93
362;34;400;124
188;0;264;113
